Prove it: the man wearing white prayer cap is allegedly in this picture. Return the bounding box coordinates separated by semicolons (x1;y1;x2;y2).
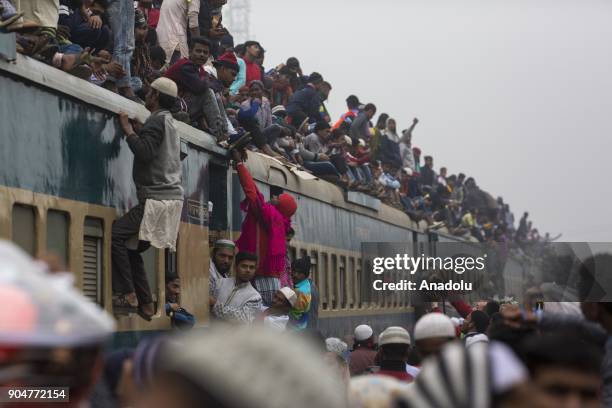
413;313;457;360
209;239;236;302
350;324;377;376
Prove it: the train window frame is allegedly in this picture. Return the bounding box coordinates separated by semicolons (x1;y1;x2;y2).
339;255;346;309
12;203;37;256
348;257;355;309
46;209;70;267
331;254;338;310
83;217;104;305
320;252;328;310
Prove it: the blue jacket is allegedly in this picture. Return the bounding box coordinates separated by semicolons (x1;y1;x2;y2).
286;84;321;122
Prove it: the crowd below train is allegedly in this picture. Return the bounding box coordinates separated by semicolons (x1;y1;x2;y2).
2;241;612;408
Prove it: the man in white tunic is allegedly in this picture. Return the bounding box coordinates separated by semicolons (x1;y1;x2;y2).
156;0;200;64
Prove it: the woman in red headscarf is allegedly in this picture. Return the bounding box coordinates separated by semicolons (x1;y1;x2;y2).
231;150;297;306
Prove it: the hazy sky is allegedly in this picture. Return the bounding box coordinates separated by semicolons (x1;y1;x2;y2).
248;0;612;241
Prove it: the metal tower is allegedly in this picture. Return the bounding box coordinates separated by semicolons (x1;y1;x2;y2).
224;0;251;45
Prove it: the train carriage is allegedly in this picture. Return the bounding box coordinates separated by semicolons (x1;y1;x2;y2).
0;43;501;343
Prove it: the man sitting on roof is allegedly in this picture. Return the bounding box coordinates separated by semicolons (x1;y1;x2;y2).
164;36;212;130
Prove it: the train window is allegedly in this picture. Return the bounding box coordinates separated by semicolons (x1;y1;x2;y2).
356;258;362;308
47;209;69;266
339;256;346;309
349;257;355;309
320;253;328;310
309;250;318;295
83;217;103;305
209;162;228;233
331;254;337;309
12;204;36;256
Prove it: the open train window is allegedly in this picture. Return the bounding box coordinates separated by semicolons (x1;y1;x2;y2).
83;217;103;305
47;209;69;267
209;162;228;234
12;204;36;256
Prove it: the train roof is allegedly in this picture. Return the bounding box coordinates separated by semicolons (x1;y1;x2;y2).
0;47;472;240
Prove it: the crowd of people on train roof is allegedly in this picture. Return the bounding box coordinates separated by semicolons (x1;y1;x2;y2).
2;239;612;408
0;0;549;247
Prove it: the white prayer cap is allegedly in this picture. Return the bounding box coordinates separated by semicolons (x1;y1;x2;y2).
150;77;178;98
379;326;411;346
414;313;456;341
278;287;297;307
354;324;374;342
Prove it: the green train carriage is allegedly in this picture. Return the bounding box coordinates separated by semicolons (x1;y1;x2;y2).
0;43;509;343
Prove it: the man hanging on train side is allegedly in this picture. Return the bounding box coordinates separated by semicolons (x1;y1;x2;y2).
231;148;298;306
112;77;184;321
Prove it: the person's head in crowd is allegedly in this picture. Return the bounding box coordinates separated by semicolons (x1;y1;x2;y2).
249;80;265;100
386;117;397;133
286;56;301;75
401;167;413;181
91;0;109;15
350;376;410;408
324;337;350;383
149;46;166;71
235;85;250;103
319;81;332;101
255;45;266;66
139;326;347;408
346;94;360;110
376;113;389;130
439;167;447;178
212;239;235;275
487;307;536;355
219;33;234;54
213;51;240;87
234;252;258;284
397;341;529;408
378;326;412;364
364;103;377;119
485;300;500;317
243;40;261;61
446;174;456;187
134;9;149;43
188;36;211;66
165;274;180;303
275;67;292;88
354;324;376;349
412;146;421;161
413;313;456;359
146;77;178;112
462;310;490;335
457;172;466;184
234;43;246;57
579;254;612;333
271;105;288;119
271;287;296;313
315;121;331;141
521;333;602;408
424;155;433;169
291;256;311;286
0;241;115;407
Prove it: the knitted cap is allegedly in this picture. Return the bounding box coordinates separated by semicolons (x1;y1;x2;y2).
354;324;373;342
379;326;411;346
214;51;240;72
214;239;236;249
276;193;297;218
158;326;347;408
414;313;456;341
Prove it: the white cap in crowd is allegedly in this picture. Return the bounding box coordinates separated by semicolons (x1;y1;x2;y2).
414;313;456;341
150;77;178;98
278;287;297;307
379;326;411;346
354;324;374;342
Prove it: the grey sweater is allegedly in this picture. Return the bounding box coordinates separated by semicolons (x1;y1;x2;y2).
126;110;184;202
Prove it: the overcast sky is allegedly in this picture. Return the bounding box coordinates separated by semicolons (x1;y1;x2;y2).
248;0;612;241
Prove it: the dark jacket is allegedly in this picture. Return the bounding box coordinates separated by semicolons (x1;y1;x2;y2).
286;84;321;122
420;165;435;187
164;58;209;95
379;136;402;168
127;110;184;202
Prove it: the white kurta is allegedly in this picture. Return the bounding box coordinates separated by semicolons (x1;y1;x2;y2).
138;199;183;251
156;0;200;63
